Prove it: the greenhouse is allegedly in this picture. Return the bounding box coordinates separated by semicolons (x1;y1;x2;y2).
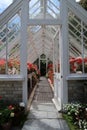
0;0;87;110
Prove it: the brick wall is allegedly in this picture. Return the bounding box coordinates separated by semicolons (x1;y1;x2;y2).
68;80;87;103
0;81;22;104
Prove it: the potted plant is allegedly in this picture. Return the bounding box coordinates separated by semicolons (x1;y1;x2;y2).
0;97;27;129
0;105;14;130
12;102;28;127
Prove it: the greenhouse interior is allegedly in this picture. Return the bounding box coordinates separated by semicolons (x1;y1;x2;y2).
0;0;87;109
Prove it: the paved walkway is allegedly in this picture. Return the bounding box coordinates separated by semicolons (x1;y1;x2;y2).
22;77;69;130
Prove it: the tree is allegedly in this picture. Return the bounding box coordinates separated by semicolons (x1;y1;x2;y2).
79;0;87;10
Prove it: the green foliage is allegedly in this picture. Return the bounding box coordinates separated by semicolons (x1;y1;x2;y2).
63;114;79;130
0;106;14;124
0;98;28;128
63;103;87;130
80;0;87;10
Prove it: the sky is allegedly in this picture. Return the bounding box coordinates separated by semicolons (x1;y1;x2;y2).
0;0;81;14
0;0;13;13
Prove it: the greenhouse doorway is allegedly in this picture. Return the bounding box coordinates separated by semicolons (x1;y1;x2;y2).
40;54;46;76
40;59;46;76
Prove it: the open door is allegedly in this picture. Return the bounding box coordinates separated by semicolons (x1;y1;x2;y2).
40;60;46;76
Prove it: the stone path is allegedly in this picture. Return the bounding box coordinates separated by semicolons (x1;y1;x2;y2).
22;77;70;130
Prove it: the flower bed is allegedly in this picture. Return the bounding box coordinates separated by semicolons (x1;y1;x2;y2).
62;103;87;130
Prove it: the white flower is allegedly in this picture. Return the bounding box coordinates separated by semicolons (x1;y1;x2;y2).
0;113;2;115
19;102;25;107
10;112;14;117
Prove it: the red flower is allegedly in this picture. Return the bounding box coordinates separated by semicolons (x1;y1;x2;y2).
8;105;13;110
0;96;2;99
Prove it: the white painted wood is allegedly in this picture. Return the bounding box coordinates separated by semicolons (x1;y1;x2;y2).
1;0;87;107
66;74;87;80
67;0;87;24
20;0;28;105
6;24;8;74
81;21;84;73
59;0;69;105
46;56;47;74
53;39;57;99
28;19;61;25
43;0;47;19
39;56;40;71
0;75;24;81
0;0;22;26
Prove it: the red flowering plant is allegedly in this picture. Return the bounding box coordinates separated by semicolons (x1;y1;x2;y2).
0;105;14;125
0;96;27;128
27;63;40;79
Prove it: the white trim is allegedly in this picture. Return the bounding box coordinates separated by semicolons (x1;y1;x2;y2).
28;19;61;25
59;0;69;104
67;0;87;24
66;74;87;80
0;0;23;27
20;0;28;105
0;75;24;81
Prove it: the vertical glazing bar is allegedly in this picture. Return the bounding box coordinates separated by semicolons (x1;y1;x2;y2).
20;0;29;105
60;0;69;104
6;23;8;74
81;21;84;73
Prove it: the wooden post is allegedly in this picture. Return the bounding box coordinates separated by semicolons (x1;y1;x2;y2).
20;0;29;105
59;0;69;105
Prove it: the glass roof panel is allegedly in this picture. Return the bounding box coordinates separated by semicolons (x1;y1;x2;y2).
29;0;39;8
50;0;60;8
29;0;41;18
47;0;60;18
27;25;59;63
30;26;41;33
29;0;60;19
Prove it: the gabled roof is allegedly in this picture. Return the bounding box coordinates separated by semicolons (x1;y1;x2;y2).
0;0;87;63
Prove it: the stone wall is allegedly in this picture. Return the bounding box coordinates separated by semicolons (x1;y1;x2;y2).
0;81;22;104
68;80;87;103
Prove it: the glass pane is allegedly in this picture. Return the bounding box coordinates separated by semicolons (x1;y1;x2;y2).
29;0;60;19
47;0;60;19
8;14;21;75
0;25;6;74
29;0;41;19
68;9;83;74
0;13;21;75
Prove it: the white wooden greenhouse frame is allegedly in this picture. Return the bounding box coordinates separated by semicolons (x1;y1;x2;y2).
0;0;87;108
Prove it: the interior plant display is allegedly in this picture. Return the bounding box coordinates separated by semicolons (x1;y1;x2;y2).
0;59;6;74
69;57;87;73
0;58;40;76
27;62;40;80
27;63;40;97
47;63;54;84
0;58;20;74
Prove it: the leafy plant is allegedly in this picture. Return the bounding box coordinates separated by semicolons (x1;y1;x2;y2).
0;99;28;128
62;103;87;130
0;105;14;124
